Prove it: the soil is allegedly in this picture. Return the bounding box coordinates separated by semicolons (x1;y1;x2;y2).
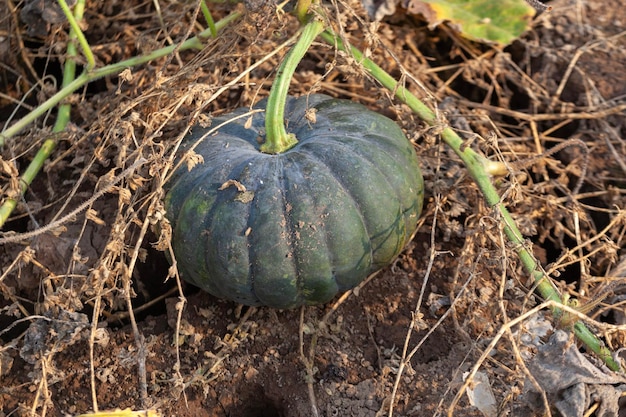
1;0;626;416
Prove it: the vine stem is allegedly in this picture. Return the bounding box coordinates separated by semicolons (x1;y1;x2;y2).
0;11;241;227
200;0;218;38
0;0;85;227
57;0;95;70
261;18;325;154
0;11;240;148
318;30;621;371
294;0;314;23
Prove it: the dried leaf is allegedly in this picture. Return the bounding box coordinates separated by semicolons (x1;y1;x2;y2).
118;187;132;205
412;0;536;45
364;0;536;46
86;208;106;226
184;150;204;171
523;330;626;417
127;174;147;191
219;179;247;192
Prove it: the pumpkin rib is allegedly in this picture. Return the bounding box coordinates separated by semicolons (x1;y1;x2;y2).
235;153;279;306
289;146;374;250
283;148;371;239
166;135;256;217
306;131;424;245
171;193;212;289
296;138;411;267
165;95;424;308
246;157;302;307
300;153;374;280
199;155;257;304
281;150;369;298
277;157;303;307
175;149;266;305
279;155;325;307
296;128;417;186
241;157;262;306
312;141;406;269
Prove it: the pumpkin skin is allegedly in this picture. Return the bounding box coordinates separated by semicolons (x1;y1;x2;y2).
165;94;423;309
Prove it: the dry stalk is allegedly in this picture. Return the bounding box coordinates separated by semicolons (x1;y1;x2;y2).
547;210;625;275
122;197;162;407
385;142;442;416
299;307;320;417
495;220;552;417
0;157;149;245
457;100;626;122
552;30;626;105
385;207;437;415
31;355;52;417
89;275;106;413
599;119;626;176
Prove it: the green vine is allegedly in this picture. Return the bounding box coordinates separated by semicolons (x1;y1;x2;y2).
282;1;618;370
317;30;620;372
200;0;218;38
0;0;86;228
0;10;241;227
57;0;95;70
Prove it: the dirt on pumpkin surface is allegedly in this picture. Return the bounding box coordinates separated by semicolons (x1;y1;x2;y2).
1;0;626;416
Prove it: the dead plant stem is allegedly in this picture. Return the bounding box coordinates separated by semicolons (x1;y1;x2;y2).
89;277;106;413
105;287;178;323
547;210;626;277
387;140;443;416
599;119;626;176
0;11;242;147
553;30;626;105
299;307;320;417
457;99;626;122
170;245;189;406
497;223;552;416
392;252;477;417
0;157;149;245
299;288;355;417
123;198;161;407
0;11;243;228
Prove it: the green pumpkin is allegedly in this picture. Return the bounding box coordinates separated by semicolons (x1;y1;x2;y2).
165;94;423;309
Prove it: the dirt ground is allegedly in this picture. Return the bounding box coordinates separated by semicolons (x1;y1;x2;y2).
1;0;626;416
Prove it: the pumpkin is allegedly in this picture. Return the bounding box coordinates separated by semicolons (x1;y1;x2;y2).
164;94;423;309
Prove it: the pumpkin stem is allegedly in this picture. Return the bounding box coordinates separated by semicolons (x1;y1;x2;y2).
294;0;314;23
261;18;325;154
